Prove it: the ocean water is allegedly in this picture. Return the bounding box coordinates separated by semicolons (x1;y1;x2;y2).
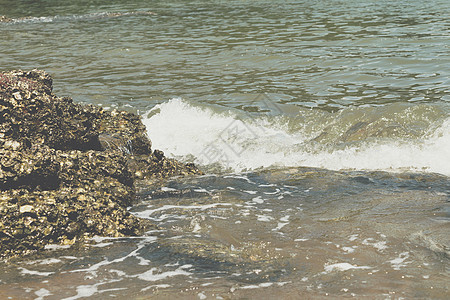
1;0;449;299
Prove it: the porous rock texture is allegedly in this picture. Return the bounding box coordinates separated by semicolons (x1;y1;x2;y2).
0;69;201;259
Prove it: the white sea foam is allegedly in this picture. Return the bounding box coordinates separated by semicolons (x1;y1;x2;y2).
90;242;114;248
348;234;359;241
389;252;411;270
143;99;450;176
252;196;264;204
35;288;52;300
342;246;356;253
69;236;157;274
362;238;388;252
134;265;192;282
323;263;371;273
44;244;72;250
61;282;116;300
25;258;62;265
256;215;274;222
133;203;233;219
240;282;275;289
273;222;288;231
18;267;54;277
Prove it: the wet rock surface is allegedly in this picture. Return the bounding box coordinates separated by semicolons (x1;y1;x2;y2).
0;69;202;259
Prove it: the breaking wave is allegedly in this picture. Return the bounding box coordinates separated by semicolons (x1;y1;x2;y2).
143;98;450;176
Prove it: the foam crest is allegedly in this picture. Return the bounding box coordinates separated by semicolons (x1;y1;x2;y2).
143;99;450;176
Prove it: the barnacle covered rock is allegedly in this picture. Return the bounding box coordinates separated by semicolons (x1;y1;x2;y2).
0;69;202;259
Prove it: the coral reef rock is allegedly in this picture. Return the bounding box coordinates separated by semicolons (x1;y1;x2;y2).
0;69;202;259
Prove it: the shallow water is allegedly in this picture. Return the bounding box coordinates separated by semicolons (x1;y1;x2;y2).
1;0;449;299
0;170;449;299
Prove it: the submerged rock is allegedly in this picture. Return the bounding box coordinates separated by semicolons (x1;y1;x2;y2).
0;69;202;259
0;16;13;23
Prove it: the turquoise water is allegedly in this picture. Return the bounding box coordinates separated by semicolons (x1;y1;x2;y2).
1;0;449;298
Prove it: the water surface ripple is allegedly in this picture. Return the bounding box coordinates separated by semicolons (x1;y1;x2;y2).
0;0;449;299
1;0;449;110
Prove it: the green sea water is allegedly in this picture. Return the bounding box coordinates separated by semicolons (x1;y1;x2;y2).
0;0;449;299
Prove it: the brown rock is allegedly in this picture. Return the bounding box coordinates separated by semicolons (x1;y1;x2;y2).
0;69;202;259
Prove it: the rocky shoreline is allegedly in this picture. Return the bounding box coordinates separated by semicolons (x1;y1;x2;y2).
0;69;202;259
